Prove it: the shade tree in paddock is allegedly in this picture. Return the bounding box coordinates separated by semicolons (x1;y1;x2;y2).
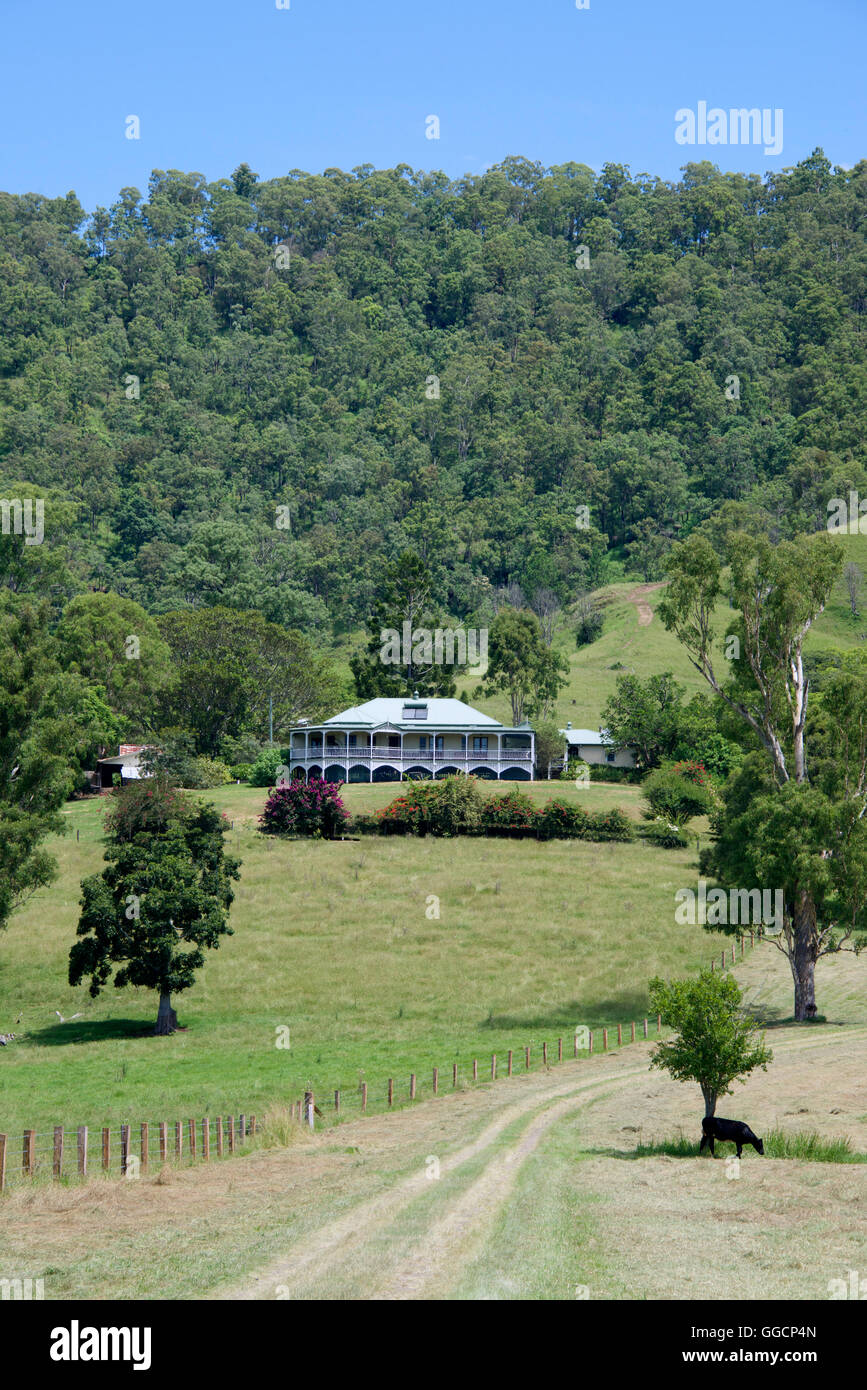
69;780;241;1034
660;528;867;1021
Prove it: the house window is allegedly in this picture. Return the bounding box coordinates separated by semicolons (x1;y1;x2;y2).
472;737;488;752
402;704;428;720
388;736;400;749
606;752;616;763
348;735;357;748
418;737;428;751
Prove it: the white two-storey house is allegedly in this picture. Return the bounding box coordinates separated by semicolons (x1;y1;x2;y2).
287;696;535;783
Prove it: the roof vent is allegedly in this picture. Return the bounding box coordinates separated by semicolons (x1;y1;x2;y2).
566;722;572;729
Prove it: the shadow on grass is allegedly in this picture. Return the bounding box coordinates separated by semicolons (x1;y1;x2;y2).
481;991;650;1032
21;1019;158;1046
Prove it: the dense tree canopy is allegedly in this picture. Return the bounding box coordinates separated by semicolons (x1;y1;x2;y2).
2;150;866;635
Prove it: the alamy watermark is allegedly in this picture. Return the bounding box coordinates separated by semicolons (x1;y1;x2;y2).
1;498;44;546
379;623;487;669
675;102;783;157
828;492;867;534
675;879;783;932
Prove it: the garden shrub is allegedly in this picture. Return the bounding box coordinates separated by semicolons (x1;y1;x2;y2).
642;817;690;849
536;799;588;838
642;765;713;824
250;746;288;787
259;778;349;838
192;756;233;788
586;808;634;841
376;775;483;836
479;788;538;832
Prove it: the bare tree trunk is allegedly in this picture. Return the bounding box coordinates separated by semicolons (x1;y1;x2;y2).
155;992;178;1036
701;1085;717;1118
790;889;819;1021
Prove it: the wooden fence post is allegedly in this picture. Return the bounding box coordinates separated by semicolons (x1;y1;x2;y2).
239;1114;246;1145
0;1134;6;1192
202;1119;210;1161
617;1023;622;1046
305;1093;314;1130
731;945;735;965
188;1118;196;1159
472;1059;478;1081
216;1118;223;1158
159;1122;168;1162
140;1123;149;1174
721;951;725;970
543;1042;548;1067
524;1046;530;1070
657;1013;661;1033
175;1120;183;1161
23;1130;35;1177
78;1126;87;1178
102;1127;110;1173
750;930;754;948
602;1028;608;1052
630;1020;635;1043
251;1116;257;1136
643;1018;648;1039
433;1067;438;1095
361;1083;367;1113
558;1037;563;1062
387;1079;394;1108
491;1054;497;1080
452;1062;457;1088
334;1090;340;1113
740;936;745;957
507;1049;513;1076
711;957;715;972
228;1115;236;1152
410;1074;416;1101
53;1126;64;1179
120;1124;130;1177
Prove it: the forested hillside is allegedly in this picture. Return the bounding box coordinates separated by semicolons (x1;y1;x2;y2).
2;149;866;633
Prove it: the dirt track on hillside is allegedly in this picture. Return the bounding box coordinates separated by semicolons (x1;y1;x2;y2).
625;582;666;627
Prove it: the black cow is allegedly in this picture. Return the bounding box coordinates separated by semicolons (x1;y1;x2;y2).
699;1116;764;1158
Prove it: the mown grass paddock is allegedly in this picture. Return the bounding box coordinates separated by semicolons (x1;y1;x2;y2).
0;780;720;1142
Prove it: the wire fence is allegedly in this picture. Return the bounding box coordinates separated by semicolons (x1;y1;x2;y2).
0;932;761;1191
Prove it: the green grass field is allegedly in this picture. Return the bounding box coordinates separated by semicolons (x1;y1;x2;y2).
0;779;722;1140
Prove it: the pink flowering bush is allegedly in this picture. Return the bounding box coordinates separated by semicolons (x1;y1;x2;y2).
259;777;349;839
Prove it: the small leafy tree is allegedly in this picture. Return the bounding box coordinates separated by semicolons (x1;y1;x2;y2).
70;782;240;1034
649;972;772;1118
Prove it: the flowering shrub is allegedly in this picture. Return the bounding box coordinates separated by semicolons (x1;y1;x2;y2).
643;816;690;848
372;779;634;841
104;778;186;842
535;799;589;839
259;778;349;839
376;776;482;836
586;809;633;841
642;765;713;824
671;760;708;786
479;789;538;831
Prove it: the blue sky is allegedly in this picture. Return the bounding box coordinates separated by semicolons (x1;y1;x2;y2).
2;0;864;210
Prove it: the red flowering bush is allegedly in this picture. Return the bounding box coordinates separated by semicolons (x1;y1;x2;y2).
672;760;709;786
259;778;349;839
376;776;482;835
479;789;538;831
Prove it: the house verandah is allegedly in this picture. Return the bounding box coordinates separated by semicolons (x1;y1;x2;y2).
287;696;535;783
